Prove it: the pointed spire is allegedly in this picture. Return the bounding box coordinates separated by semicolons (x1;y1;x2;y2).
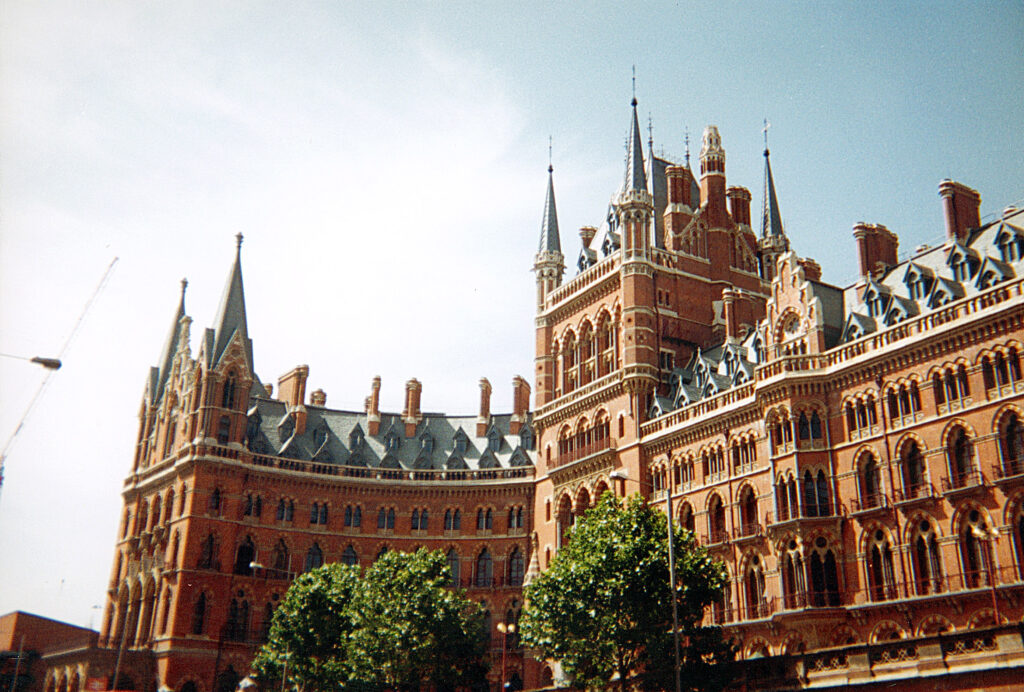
211;233;253;369
538;161;561;254
154;278;188;400
762;147;785;239
624;96;648;193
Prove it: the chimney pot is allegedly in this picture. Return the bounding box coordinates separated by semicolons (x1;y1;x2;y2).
939;179;981;243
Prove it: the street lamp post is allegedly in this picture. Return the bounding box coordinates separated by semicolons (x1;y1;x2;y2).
609;469;682;692
496;621;516;691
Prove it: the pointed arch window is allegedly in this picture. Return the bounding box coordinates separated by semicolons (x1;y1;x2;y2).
808;538;840;606
272;539;289;573
447;548;461;586
508;548;525;587
901;442;926;497
475;548;493;587
217;415;232;445
961;509;995;588
858;454;881;509
226;598;249;642
781;542;806;609
947;427;974;487
233;537;255;575
999;412;1024;476
867;530;896;601
198;533;216;570
222;371;237;409
911;520;944;595
209;487;222;514
744;555;768;618
304;543;324;572
341;545;358;566
708;495;726;544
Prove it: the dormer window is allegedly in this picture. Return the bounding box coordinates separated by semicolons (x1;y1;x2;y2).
349;427;364;450
996;229;1024;263
313;421;328;448
278;415;295;441
453;429;469;455
420;433;434;454
947;245;978;282
519;426;534;451
487;428;502;453
384;430;401;453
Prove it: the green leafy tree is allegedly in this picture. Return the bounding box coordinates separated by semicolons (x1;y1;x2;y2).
251;562;359;691
251;549;487;691
346;549;488;690
520;492;735;691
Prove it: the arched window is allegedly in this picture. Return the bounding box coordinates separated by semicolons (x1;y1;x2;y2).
217;415;232;444
858;454;881;509
679;502;695;534
745;555;767;618
304;543;323;572
911;520;944;595
341;545;358;566
816;470;831;516
209;488;222;514
1000;413;1024;476
866;529;896;601
803;471;819;517
377;508;387;529
739;487;758;535
198;533;216;569
310;503;319;524
808;539;840;607
227;598;249;641
475;548;493;587
901;442;926;497
386;508;395;529
508;548;525;587
781;542;805;608
222;372;237;409
798;412;811;440
961;509;995;588
947;427;974;486
708;495;726;543
447;548;461;586
344;505;353;527
353;506;361;527
777;478;790;521
234;537;255;575
411;509;420;530
192;593;207;634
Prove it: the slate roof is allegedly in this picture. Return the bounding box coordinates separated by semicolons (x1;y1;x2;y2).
244;399;536;472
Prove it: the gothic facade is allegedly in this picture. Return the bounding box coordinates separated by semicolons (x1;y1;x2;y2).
36;96;1024;691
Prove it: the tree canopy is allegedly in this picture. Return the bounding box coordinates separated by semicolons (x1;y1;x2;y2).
252;548;488;691
520;492;734;691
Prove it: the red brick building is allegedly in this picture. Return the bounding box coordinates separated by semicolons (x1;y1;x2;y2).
38;96;1024;691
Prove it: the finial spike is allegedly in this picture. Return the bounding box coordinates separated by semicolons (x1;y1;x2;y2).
762;118;771;155
631;65;636;105
647;113;653;147
684;127;691;168
180;277;188;296
548;136;553;173
235;232;244;252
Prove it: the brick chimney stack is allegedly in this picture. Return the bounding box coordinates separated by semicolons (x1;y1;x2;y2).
853;223;899;278
402;378;422;437
309;388;326;406
664;166;697;250
727;186;752;226
510;376;531;434
721;289;763;343
476;378;492;436
939;180;982;243
367;376;381;435
579;226;597;247
278;365;309;435
798;258;822;282
666;166;695;209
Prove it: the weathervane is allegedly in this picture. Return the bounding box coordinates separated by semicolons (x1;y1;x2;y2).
763;118;771;153
548;136;553;172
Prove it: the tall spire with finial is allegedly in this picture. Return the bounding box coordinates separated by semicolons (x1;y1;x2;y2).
210;233;253;370
534;142;565;307
684;128;691;169
761;120;785;239
623;81;648;194
152;277;189;401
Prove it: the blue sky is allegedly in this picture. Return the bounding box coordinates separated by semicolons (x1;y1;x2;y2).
1;1;1021;626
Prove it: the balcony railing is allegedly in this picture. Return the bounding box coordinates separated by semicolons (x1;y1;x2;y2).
893;482;936;505
851;493;890;514
941;469;985;493
733;522;764;540
992;459;1024;481
555;436;612;467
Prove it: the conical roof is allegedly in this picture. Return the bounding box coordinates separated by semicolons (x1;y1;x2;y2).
762;149;785;239
210;234;253;370
538;165;561;254
623;97;647;193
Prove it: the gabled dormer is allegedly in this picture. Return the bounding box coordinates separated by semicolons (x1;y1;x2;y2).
902;263;934;301
841;312;876;342
509;447;532;467
994;224;1024;263
413;448;433;470
453;428;470;455
926;277;964;309
975;256;1012;290
861;278;891;319
312;418;329;449
383;426;402;453
478;448;500;469
348;423;365;451
379;452;401;470
518;424;534;451
882;295;917;327
419;431;434;454
446;452;468;470
245;406;262;447
278;413;295;442
946;242;979;282
486;426;503;453
649;395;672;418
